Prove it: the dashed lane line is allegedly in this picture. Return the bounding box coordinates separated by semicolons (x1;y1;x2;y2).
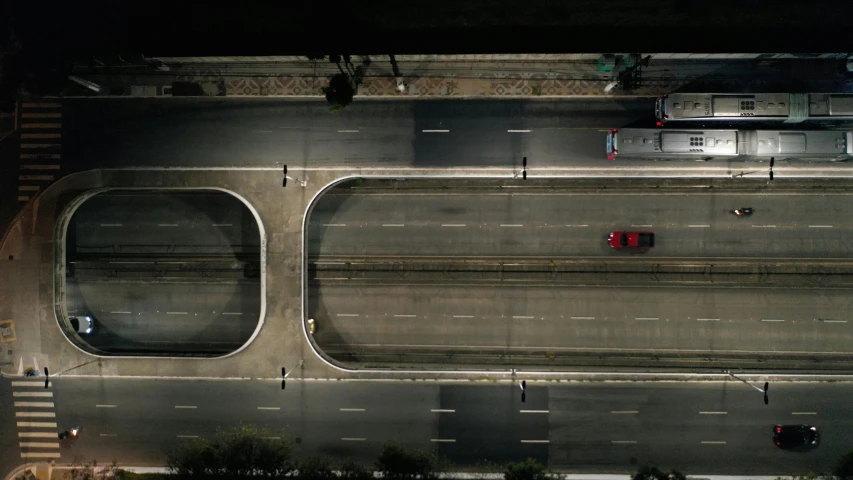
808;225;833;228
177;435;198;438
431;439;456;442
381;224;405;227
441;224;466;227
520;410;549;414
571;316;595;320
453;315;474;318
393;314;417;318
611;440;637;444
422;129;450;133
110;311;131;314
338;130;360;133
688;225;710;228
167;312;188;315
699;412;728;415
157;223;179;227
323;224;347;227
792;412;817;415
697;318;720;322
761;319;785;323
611;411;639;414
512;316;535;319
701;441;727;445
520;439;549;444
431;409;456;413
257;407;281;411
337;314;360;317
96;405;117;408
175;406;197;409
507;130;532;133
342;438;366;441
635;317;659;321
340;408;366;412
500;224;523;227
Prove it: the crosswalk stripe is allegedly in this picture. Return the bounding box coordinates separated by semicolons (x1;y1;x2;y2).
18;175;53;181
11;381;47;387
21;123;61;129
19;442;60;448
17;422;57;428
19;432;59;438
14;402;54;408
20;144;61;149
13;392;53;397
21;133;61;139
21;113;61;118
22;102;62;108
16;412;56;418
21;452;61;458
21;164;61;170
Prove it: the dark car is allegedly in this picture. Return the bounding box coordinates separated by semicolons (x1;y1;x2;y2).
774;425;818;449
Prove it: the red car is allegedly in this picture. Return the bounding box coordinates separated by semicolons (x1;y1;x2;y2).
608;232;655;249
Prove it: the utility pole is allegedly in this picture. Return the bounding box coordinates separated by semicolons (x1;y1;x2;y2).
725;370;769;404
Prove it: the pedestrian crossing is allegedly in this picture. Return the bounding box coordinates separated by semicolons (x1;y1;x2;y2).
11;380;61;459
17;101;63;203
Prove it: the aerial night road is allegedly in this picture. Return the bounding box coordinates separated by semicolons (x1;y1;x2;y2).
5;378;850;475
60;98;650;170
307;189;853;258
64;191;261;354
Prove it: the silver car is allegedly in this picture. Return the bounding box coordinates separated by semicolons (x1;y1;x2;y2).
70;316;94;335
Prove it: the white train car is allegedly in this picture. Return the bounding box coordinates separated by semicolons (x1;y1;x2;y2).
606;128;853;162
655;93;853;124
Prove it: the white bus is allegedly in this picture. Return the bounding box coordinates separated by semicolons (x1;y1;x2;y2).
655;93;853;125
606;128;853;162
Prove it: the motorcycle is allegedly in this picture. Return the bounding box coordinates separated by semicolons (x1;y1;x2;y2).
732;207;754;217
58;426;80;440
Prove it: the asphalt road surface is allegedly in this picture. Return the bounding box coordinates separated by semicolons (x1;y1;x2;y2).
3;378;851;475
60;98;653;170
307;190;853;258
309;283;853;363
64;191;261;354
68;191;261;258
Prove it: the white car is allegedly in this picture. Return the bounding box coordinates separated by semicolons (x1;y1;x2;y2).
70;316;94;335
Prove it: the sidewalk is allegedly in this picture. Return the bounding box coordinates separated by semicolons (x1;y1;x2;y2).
68;54;853;98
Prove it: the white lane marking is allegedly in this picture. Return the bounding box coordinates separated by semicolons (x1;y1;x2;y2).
441;224;466;227
96;405;117;408
323;224;347;227
100;434;118;437
507;129;531;133
820;319;848;323
635;317;659;321
338;130;360;133
697;318;720;322
340;408;366;412
167;312;188;315
14;402;54;408
175;406;197;409
520;410;549;414
158;223;179;227
752;225;777;228
222;312;243;316
212;223;232;227
314;262;346;265
699;411;728;415
571;316;595;320
18;432;58;438
177;435;198;438
500;224;523;227
15;412;55;418
512;315;535;319
109;261;154;264
337;314;360;317
611;440;637;444
19;442;60;448
761;319;785;323
423;129;450;133
688;225;710;228
394;314;417;318
11;381;44;387
21;452;61;458
565;224;589;227
257;407;281;411
431;409;456;413
701;441;727;445
792;412;817;415
110;311;131;314
611;411;639;414
253;130;273;133
342;438;366;441
16;422;56;428
808;225;833;228
99;223;122;227
13;392;52;397
631;224;653;227
520;439;549;444
382;224;405;227
453;315;473;318
431;438;456;442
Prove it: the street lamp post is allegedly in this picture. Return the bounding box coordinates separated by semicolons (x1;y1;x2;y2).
725;370;769;404
281;360;304;390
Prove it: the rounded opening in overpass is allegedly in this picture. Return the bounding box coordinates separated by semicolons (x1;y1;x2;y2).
60;190;262;356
